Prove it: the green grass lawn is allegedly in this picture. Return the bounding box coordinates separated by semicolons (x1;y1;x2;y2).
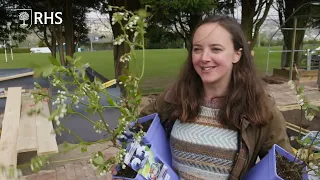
0;46;282;93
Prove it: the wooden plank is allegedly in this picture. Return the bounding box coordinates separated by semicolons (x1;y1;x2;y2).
0;87;22;167
17;96;37;153
36;100;58;155
277;100;320;111
0;113;3;129
0;71;34;82
286;122;309;135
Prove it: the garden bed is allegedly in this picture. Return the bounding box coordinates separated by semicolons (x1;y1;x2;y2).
281;109;320;131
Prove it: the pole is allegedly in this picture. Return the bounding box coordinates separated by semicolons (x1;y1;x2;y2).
90;38;93;52
307;49;311;70
266;50;270;75
318;51;320;87
9;34;13;61
7;22;13;61
4;40;7;63
258;31;261;47
289;17;297;81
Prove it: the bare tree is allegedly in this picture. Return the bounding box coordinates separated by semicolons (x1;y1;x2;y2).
240;0;274;49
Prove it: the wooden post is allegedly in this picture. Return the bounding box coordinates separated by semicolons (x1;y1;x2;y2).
307;49;311;70
318;52;320;87
289;17;297;80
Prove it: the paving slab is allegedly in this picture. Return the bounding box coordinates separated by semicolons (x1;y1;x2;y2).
18;141;117;179
266;81;320;109
20;162;112;180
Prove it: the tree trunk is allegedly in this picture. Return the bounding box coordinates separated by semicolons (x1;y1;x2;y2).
34;25;56;58
52;24;65;65
42;0;56;59
187;13;202;49
240;0;255;44
51;35;57;58
108;0;141;97
110;17;131;96
279;0;311;68
241;0;273;50
58;40;64;65
63;0;74;58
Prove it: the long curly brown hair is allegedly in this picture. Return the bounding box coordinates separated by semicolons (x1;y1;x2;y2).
169;15;273;129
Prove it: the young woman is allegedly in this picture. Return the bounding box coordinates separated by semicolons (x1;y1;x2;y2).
138;15;293;180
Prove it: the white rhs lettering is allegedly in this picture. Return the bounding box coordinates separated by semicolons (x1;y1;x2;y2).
44;12;55;24
34;12;43;24
55;12;63;24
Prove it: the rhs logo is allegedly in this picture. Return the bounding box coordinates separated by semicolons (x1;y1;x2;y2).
14;9;63;29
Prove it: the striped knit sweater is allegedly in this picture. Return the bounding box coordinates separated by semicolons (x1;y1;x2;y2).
169;98;239;180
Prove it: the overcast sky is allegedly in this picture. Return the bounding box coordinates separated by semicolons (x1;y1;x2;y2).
86;5;280;22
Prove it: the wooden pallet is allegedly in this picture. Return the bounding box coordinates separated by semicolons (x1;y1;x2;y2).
0;87;58;179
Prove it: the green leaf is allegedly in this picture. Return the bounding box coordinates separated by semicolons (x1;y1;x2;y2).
33;67;43;78
298;85;304;93
65;56;74;63
74;56;82;63
48;56;61;66
33;64;55;78
314;152;320;160
98;151;104;157
113;124;125;135
73;56;83;68
308;104;320;111
302;137;311;146
296;139;302;145
42;65;55;77
120;107;131;116
107;97;117;107
125;116;134;122
30;62;43;77
74;60;83;68
62;142;71;149
81;145;87;153
136;9;151;18
136;94;142;102
118;75;128;83
129;99;137;105
93;156;104;165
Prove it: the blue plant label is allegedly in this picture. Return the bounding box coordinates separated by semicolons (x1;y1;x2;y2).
124;141;140;165
123;140;171;180
137;146;170;180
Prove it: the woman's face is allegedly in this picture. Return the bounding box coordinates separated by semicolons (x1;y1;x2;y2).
192;22;242;87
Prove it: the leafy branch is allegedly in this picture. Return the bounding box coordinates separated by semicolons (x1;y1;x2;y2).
287;66;320;177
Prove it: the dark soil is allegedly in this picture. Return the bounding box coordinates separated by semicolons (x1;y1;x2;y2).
276;153;304;180
262;76;287;84
116;165;137;178
281;109;320;131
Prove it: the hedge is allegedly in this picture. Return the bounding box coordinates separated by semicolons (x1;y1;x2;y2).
0;48;31;54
